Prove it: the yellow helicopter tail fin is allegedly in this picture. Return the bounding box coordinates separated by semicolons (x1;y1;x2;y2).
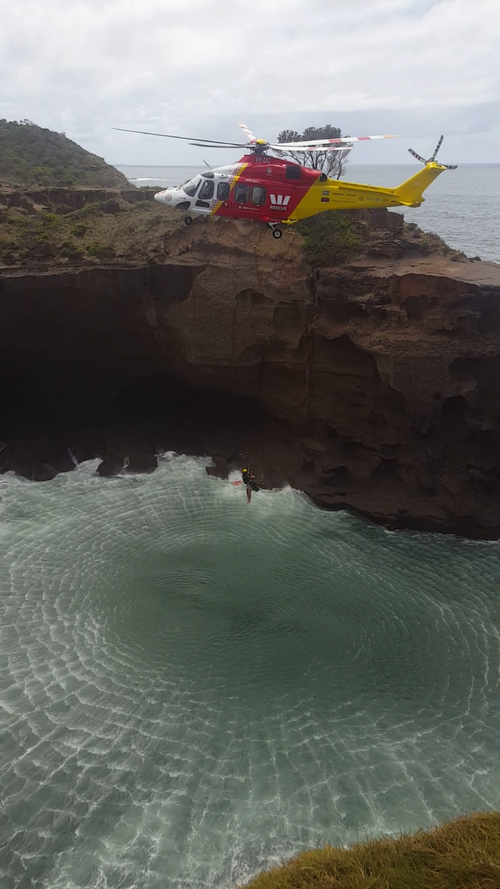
394;163;448;207
394;138;457;206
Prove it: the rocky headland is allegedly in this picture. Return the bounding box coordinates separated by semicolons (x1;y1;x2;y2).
0;118;130;189
1;184;500;539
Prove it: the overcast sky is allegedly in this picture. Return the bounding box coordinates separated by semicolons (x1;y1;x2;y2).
1;0;499;166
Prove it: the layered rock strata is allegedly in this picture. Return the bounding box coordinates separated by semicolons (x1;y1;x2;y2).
1;212;500;538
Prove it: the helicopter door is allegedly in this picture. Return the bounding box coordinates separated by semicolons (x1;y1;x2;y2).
233;184;267;209
251;186;266;206
195;177;215;210
234;183;249;205
217;180;230;202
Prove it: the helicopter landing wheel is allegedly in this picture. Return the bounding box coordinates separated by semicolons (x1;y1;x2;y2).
272;227;282;239
184;216;193;226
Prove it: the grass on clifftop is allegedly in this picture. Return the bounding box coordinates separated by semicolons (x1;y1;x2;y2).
0;192;185;267
244;811;500;889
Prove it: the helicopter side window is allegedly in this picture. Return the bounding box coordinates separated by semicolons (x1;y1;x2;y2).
285;165;301;180
182;178;200;197
198;179;214;200
251;186;267;206
217;181;230;201
234;184;249;204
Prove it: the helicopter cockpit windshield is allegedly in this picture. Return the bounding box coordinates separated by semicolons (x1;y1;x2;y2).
181;176;201;197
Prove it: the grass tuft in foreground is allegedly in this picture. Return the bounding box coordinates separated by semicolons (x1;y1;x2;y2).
244;811;500;889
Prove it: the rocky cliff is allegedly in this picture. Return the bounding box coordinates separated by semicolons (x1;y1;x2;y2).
1;209;500;539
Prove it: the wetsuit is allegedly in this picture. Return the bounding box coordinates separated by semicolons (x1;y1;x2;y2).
242;470;259;501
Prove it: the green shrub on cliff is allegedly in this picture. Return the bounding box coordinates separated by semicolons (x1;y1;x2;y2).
0;119;129;188
41;212;63;228
245;811;500;889
298;211;362;266
71;222;88;237
73;202;104;219
0;238;17;264
87;240;116;260
60;240;84;260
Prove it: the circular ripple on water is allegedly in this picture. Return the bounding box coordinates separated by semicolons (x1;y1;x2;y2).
1;455;500;889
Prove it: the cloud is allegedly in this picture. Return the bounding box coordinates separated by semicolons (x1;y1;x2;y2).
1;0;499;163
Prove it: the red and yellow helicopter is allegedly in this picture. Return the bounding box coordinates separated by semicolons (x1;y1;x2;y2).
114;124;456;239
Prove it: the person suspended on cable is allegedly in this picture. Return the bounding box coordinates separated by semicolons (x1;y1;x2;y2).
241;468;260;503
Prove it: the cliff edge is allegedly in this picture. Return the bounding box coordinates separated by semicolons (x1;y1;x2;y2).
1;204;500;539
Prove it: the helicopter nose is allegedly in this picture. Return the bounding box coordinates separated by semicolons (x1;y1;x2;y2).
154;189;172;205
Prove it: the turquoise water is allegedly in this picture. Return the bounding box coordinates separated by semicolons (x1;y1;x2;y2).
2;455;500;888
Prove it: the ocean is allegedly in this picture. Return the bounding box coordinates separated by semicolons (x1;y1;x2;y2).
2;457;500;889
116;163;500;264
1;165;500;889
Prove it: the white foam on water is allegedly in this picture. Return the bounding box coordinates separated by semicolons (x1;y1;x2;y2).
1;455;500;888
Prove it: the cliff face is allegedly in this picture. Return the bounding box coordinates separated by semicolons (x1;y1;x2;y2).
1;213;500;538
0;186;153;217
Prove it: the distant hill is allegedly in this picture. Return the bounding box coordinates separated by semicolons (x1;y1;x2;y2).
0;119;129;188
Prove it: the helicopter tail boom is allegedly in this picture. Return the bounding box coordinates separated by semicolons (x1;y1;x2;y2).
393;163;448;207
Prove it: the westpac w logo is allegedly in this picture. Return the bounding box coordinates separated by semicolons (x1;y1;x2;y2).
270;194;291;210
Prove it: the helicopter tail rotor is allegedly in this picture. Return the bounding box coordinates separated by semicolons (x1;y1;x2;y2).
408;136;457;169
430;135;443;161
408;148;428;164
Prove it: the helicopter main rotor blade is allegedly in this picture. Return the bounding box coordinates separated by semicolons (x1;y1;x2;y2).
278;145;353;153
273;134;398;150
112;127;244;147
189;142;248;148
237;122;257;142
